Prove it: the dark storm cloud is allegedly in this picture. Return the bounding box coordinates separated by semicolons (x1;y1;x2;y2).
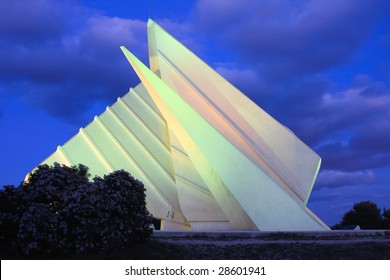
194;0;390;79
312;84;390;187
313;79;390;170
316;169;376;189
0;0;74;43
0;0;147;123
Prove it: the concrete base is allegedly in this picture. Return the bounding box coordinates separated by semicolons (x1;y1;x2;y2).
153;230;390;239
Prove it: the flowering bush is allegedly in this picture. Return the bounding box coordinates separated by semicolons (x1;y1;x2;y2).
0;163;153;257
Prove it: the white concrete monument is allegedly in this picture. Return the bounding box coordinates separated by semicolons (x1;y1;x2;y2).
32;20;329;231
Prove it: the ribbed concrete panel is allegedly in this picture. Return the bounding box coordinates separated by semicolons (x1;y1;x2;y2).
122;90;168;143
41;148;68;167
61;133;112;177
131;84;166;121
111;98;174;179
89;115;178;223
98;106;181;211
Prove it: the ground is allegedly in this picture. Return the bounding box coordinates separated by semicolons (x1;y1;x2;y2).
2;230;390;260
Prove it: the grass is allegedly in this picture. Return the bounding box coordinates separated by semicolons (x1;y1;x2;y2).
2;233;390;260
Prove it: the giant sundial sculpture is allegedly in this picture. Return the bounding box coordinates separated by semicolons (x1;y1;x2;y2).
31;20;329;231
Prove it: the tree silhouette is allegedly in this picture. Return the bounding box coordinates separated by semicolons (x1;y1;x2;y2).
382;208;390;229
338;201;382;229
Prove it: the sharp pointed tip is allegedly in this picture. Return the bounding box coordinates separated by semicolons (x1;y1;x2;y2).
120;46;130;55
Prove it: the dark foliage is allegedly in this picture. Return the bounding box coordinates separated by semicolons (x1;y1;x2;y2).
0;163;153;257
382;208;390;229
332;201;390;230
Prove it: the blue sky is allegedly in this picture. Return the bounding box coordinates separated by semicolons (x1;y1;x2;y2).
1;0;389;226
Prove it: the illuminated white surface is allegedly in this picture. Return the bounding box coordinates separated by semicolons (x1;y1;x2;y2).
32;20;329;231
